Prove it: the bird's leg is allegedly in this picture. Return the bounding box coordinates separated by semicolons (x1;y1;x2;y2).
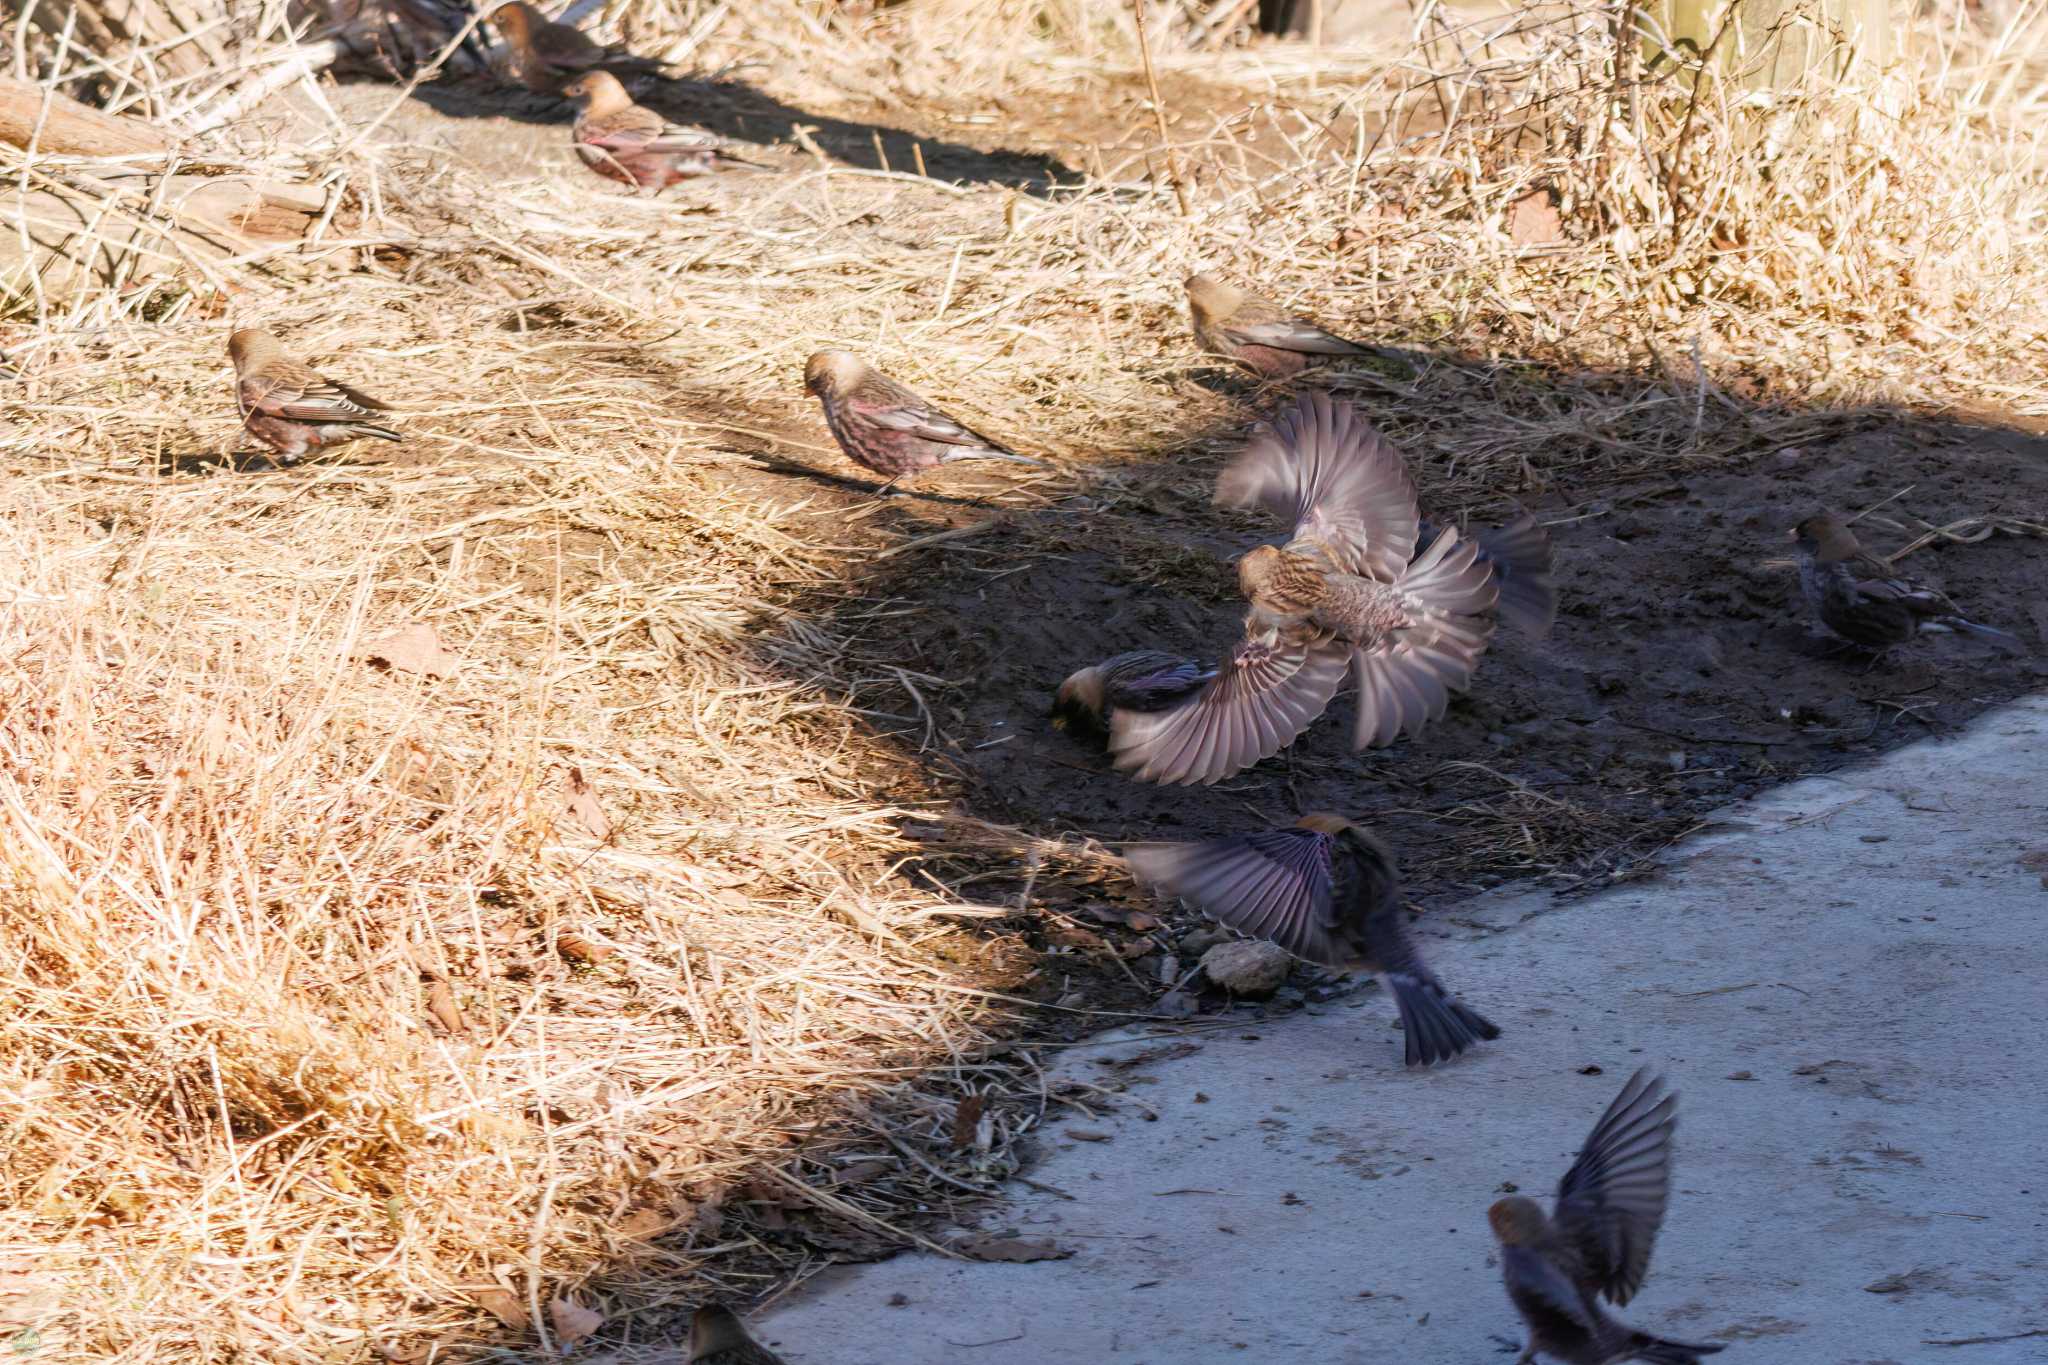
869;475;905;499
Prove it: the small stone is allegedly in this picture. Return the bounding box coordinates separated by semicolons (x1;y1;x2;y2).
1199;940;1293;998
1153;990;1198;1017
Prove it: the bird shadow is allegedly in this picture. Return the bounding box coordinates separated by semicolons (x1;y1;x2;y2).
403;72;1082;193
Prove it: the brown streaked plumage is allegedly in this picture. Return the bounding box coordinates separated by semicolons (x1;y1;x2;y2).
1110;392;1497;786
1791;512;2018;655
1489;1070;1725;1365
489;1;660;93
1127;814;1498;1066
689;1303;784;1365
803;349;1048;486
562;71;764;189
227;329;401;465
1185;273;1381;379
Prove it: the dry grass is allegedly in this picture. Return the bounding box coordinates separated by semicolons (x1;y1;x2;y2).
3;0;2047;1358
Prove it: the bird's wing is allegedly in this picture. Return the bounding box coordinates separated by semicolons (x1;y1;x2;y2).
1124;825;1344;964
1107;630;1347;787
853;394;1005;450
534;22;605;65
1214;391;1418;581
247;364;390;422
1222;316;1370;356
1104;653;1214;711
1552;1067;1677;1306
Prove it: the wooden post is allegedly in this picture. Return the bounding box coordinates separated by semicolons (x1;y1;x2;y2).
1640;0;1890;89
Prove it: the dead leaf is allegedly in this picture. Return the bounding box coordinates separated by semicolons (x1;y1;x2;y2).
1124;911;1160;932
951;1094;985;1151
1507;189;1563;246
547;1296;603;1347
473;1288;529;1331
556;932;616;965
614;1207;670;1242
560;768;612;841
422;976;465;1035
950;1233;1072;1263
360;623;457;678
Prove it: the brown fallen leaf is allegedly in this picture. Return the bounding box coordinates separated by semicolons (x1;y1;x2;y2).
613;1207;670;1242
560;767;612;842
473;1287;530;1331
951;1093;986;1151
1507;188;1563;245
950;1233;1072;1263
548;1296;603;1347
556;932;616;965
422;975;465;1035
361;622;457;678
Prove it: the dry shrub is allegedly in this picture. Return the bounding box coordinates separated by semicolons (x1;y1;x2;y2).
1;0;2045;1359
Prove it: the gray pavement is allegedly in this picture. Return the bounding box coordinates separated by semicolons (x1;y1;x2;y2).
761;695;2048;1364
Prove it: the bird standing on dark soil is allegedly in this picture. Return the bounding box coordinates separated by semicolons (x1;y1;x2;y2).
228;329;402;466
1489;1069;1726;1364
562;72;764;189
803;350;1049;488
1126;813;1499;1066
689;1303;784;1365
1185;273;1390;379
1791;512;2018;656
1109;391;1497;785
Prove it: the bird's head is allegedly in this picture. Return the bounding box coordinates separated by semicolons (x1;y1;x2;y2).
689;1303;752;1360
804;349;862;400
1487;1195;1549;1247
489;1;536;40
1051;665;1107;732
560;70;628;112
1791;511;1860;564
226;328;279;374
1184;272;1242;324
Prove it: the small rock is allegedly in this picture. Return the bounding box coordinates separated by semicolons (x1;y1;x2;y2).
1200;940;1293;998
1153;990;1198;1017
1178;927;1229;956
1726;1070;1754;1081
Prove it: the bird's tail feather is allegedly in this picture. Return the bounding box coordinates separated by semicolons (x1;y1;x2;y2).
345;424;404;443
1947;616;2024;652
1628;1331;1726;1363
1476;514;1557;637
1385;971;1498;1068
944;449;1050;469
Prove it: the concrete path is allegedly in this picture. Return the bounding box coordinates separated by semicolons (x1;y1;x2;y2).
761;696;2048;1364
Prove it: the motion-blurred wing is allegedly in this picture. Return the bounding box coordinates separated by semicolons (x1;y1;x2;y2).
1125;825;1343;964
1108;632;1345;786
1553;1067;1677;1307
1215;391;1418;581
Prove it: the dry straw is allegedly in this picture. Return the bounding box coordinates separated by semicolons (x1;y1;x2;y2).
1;0;2045;1357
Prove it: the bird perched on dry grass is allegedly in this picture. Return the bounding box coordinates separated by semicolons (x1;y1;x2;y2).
1185;273;1389;379
1126;814;1498;1066
803;350;1049;488
1792;512;2018;655
1109;392;1498;785
228;329;401;465
1489;1069;1725;1364
489;1;662;93
561;72;764;190
690;1303;784;1365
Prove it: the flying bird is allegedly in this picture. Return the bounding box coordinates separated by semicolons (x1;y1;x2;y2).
803;350;1049;487
562;72;764;189
489;1;661;93
1185;273;1392;379
1792;512;2019;655
228;329;401;465
1109;391;1497;786
1489;1069;1726;1364
1125;814;1498;1066
689;1303;784;1365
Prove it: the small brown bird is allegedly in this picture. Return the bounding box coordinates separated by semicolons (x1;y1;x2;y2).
562;72;763;189
804;350;1049;486
1489;1070;1725;1365
489;1;660;93
1185;273;1384;379
1792;512;2018;654
689;1303;783;1365
1110;392;1497;785
1126;814;1498;1066
228;329;401;465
